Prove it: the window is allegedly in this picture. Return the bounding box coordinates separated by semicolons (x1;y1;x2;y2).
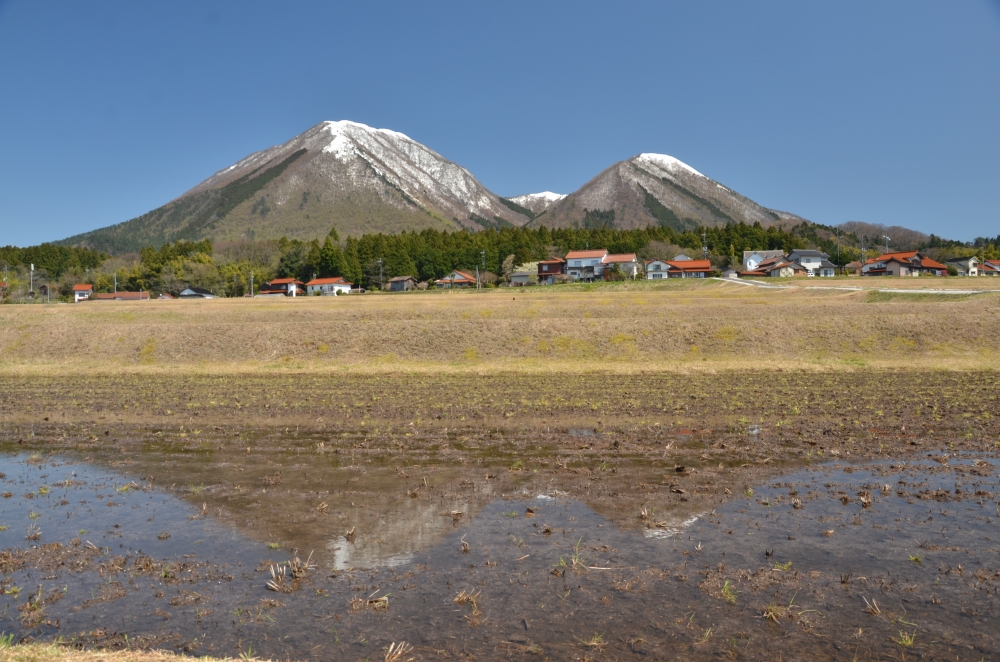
542;264;548;272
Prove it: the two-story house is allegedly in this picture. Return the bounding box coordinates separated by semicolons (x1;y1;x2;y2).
601;253;640;279
537;256;566;285
946;256;979;276
645;259;670;279
787;250;834;276
565;249;609;281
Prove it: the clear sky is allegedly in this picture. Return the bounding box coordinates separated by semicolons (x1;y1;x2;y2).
1;1;998;247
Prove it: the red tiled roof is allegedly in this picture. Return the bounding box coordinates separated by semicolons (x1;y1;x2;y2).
73;284;93;291
874;251;919;261
266;278;304;285
305;277;351;286
920;257;947;270
565;249;608;259
602;253;637;263
539;256;566;264
666;259;713;272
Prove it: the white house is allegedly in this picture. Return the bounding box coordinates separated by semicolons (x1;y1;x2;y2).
306;276;352;295
645;259;670;279
946;256;979;277
786;250;832;276
601;253;640;278
565;249;609;281
72;284;93;303
743;250;785;272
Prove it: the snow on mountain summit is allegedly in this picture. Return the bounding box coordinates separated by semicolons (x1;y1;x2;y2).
635;153;705;178
509;191;566;214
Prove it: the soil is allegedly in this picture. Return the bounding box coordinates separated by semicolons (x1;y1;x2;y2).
0;371;998;659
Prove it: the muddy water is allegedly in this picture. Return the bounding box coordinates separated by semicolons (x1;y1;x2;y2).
1;446;998;660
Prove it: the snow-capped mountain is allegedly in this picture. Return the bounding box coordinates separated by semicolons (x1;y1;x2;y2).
507;191;566;215
534;153;801;230
59;121;805;253
61;121;531;252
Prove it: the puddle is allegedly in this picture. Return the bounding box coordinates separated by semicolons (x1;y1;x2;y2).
0;446;998;659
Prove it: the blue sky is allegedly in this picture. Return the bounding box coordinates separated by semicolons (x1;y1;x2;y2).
1;1;998;246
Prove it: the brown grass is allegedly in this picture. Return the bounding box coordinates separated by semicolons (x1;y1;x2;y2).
0;645;269;662
1;280;998;375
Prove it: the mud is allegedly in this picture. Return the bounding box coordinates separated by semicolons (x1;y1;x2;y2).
0;416;998;661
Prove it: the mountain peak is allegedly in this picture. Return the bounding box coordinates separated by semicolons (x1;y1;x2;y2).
634;153;705;178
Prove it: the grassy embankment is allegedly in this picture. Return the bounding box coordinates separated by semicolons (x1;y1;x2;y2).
1;279;998;375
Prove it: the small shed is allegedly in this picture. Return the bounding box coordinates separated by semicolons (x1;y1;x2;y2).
72;284;94;303
387;276;417;292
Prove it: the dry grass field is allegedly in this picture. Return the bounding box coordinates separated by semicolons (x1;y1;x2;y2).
1;279;999;375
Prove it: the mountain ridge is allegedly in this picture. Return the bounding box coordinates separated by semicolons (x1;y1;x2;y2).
59;120;809;254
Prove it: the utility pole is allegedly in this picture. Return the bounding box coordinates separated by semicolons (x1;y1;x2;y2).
476;265;480;290
883;235;890;254
29;264;34;297
701;232;708;261
114;272;117;293
250;272;254;298
377;258;384;291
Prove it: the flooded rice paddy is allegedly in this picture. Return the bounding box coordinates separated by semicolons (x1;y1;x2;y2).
0;429;998;660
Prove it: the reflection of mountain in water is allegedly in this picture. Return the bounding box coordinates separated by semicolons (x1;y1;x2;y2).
327;493;477;569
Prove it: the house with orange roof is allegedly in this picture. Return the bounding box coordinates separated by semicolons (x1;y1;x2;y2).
72;284;93;303
435;269;477;288
862;251;947;277
601;253;640;279
982;260;1000;276
259;277;306;296
305;276;352;295
646;257;714;279
565;249;608;281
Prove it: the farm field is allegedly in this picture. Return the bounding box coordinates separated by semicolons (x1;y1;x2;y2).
1;282;999;660
1;279;999;373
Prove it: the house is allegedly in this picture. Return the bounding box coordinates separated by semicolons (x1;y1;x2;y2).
435;270;477;288
982;260;1000;276
565;249;609;281
666;259;714;278
644;259;670;279
743;250;785;272
510;272;535;286
602;253;640;279
739;254;786;277
72;284;93;302
179;287;215;298
787;250;833;276
537;256;566;285
766;260;808;278
94;291;150;301
306;276;353;295
946;256;979;276
387;276;416;292
862;251;947;277
258;278;305;296
722;269;739;279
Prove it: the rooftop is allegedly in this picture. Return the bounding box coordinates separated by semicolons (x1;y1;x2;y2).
565;249;609;259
